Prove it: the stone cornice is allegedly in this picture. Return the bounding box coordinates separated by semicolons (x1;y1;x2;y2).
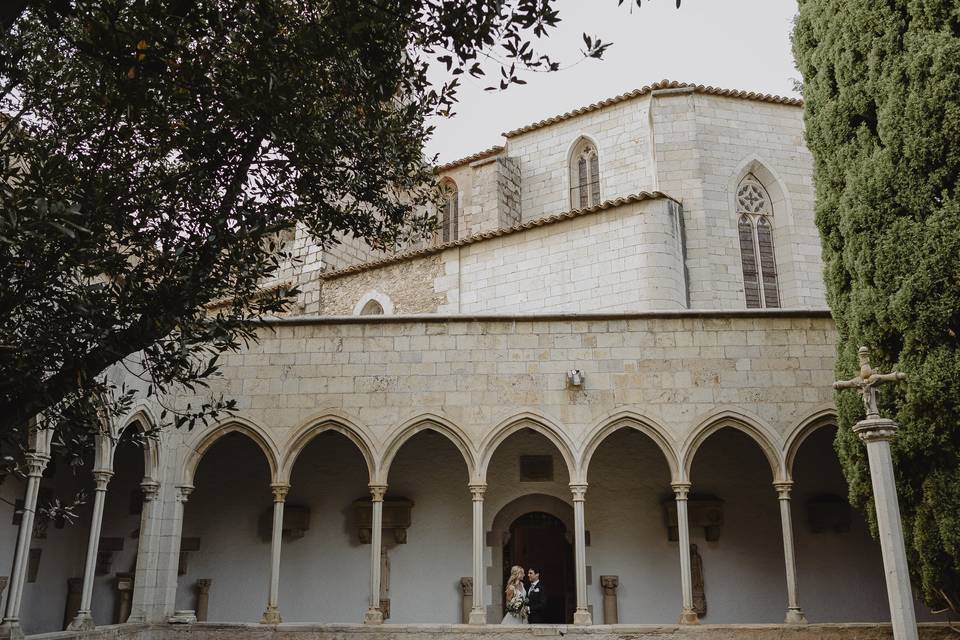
260;308;834;327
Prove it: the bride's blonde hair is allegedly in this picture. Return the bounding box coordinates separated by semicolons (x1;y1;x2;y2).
505;565;524;598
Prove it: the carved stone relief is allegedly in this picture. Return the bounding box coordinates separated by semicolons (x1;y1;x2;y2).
691;544;706;617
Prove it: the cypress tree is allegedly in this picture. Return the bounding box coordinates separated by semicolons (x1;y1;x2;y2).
793;0;960;613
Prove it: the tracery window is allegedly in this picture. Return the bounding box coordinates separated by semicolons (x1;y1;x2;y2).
736;174;780;308
439;180;459;243
569;139;600;209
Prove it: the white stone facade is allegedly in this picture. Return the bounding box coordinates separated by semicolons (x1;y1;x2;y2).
0;82;940;637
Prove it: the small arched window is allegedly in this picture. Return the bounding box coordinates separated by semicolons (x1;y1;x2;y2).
736;174;780;308
569;139;600;209
439;180;459;242
360;299;384;315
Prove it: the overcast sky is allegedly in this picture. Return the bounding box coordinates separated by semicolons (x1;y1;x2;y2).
425;0;801;164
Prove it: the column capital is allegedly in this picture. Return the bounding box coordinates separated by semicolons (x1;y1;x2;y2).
773;481;793;499
140;480;160;502
175;484;194;503
468;484;486;500
853;417;899;443
368;485;387;502
270;483;290;502
196;579;212;594
671;482;692;499
92;470;113;489
24;452;50;477
569;483;588;501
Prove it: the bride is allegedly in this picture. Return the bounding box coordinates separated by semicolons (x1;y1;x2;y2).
501;565;529;625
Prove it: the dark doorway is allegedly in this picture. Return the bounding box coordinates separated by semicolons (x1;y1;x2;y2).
503;512;575;623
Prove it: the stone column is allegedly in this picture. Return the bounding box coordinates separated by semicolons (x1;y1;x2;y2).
459;577;472;624
468;484;487;624
774;482;807;624
857;420;918;640
600;576;619;624
672;482;699;625
195;579;211;622
160;485;193;621
114;573;134;624
834;347;917;640
261;483;289;624
570;484;591;625
127;480;160;623
0;452;49;640
363;485;387;624
68;469;113;630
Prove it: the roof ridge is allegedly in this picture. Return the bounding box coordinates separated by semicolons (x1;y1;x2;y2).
501;79;802;138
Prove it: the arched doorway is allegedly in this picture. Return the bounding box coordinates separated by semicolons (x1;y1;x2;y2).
503;511;574;623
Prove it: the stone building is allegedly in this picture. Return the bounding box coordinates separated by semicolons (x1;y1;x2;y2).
0;80;946;637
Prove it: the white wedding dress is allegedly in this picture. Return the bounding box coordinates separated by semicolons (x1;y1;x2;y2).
501;583;528;625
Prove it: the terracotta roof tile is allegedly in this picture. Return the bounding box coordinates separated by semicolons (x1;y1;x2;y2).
434;145;505;173
501;79;803;138
320;191;675;280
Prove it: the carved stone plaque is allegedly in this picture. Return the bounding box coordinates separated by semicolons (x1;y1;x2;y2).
353;497;413;544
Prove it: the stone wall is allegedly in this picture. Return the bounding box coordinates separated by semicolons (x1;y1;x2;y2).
320;198;687;316
320;255;448;316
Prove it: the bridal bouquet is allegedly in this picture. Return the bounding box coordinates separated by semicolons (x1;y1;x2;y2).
506;594;529;620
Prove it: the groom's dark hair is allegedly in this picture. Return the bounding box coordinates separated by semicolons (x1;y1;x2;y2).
528;567;540;576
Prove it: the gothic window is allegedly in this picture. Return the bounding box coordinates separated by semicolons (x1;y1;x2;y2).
570;139;600;209
736;174;780;308
439;180;459;243
360;299;384;315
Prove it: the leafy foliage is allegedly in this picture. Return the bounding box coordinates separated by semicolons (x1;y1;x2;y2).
793;0;960;614
0;0;677;475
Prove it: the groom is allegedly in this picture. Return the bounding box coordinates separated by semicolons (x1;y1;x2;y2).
526;567;546;624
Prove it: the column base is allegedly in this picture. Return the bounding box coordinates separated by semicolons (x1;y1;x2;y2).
573;609;592;625
468;609;487;625
67;612;95;631
363;608;383;625
261;605;282;624
0;620;25;640
785;607;808;624
678;608;700;625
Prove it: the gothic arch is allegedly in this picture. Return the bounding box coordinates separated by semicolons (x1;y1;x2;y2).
578;410;680;483
680;409;784;483
729;155;794;227
783;407;838;481
279;411;377;484
566;134;602;209
181;417;281;485
477;412;576;484
353;290;394;316
379;413;476;484
113;405;163;481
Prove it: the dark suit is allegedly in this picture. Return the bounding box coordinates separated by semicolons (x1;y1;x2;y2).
527;581;546;623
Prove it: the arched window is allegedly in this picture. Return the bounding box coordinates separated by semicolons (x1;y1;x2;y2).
439;180;459;242
569;139;600;209
360;299;384;315
736;174;780;308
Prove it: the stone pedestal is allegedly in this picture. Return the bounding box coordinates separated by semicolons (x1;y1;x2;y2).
63;577;83;630
196;579;212;622
114;573;134;624
600;576;618;624
460;577;473;624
